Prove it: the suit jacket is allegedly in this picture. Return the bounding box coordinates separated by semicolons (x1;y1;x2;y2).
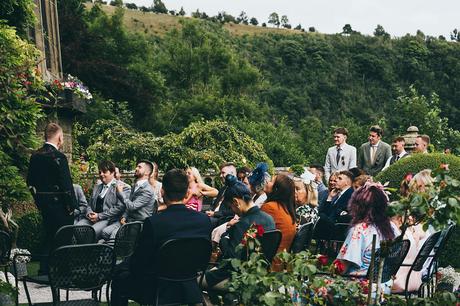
118;180;156;222
358;141;392;177
73;184;88;221
318;187;353;224
210;187;234;225
130;204;212;276
27;143;77;213
324;143;357;180
87;180;130;222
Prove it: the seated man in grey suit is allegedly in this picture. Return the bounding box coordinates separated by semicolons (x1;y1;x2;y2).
101;160;156;240
358;125;392;177
77;160;131;239
324;127;357;181
73;184;88;223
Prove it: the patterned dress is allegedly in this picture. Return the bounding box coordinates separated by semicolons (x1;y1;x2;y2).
295;205;319;225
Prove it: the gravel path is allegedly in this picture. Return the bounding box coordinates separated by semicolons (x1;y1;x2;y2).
1;272;109;304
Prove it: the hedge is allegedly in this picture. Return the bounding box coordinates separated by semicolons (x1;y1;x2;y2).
16;211;45;254
376;153;460;190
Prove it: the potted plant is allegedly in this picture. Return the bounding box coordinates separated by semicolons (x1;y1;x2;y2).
10;248;31;278
0;279;18;306
437;266;460;293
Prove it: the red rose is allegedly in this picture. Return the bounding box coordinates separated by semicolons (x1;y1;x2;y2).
255;224;265;237
440;163;449;171
333;259;346;274
359;279;369;294
404;172;413;182
318;254;328;266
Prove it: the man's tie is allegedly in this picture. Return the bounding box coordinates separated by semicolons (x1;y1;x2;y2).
396;155;400;161
370;146;377;164
336;147;341;165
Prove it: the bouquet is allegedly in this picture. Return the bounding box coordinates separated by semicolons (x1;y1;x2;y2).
9;248;31;264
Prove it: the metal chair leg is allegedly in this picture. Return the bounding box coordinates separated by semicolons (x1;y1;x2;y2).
22;279;33;306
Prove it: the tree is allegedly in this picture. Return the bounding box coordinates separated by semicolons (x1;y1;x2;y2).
125;2;137;9
178;6;186;16
261;22;267;27
342;23;354;35
110;0;122;7
374;24;390;39
152;0;167;14
294;24;302;30
249;17;258;26
308;26;316;32
268;12;280;28
450;28;460;42
280;15;289;28
237;11;249;25
0;0;36;37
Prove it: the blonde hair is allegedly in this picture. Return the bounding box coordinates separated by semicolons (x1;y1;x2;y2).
409;169;433;192
293;177;318;207
188;167;204;184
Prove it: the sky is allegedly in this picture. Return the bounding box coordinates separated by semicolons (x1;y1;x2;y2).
127;0;458;38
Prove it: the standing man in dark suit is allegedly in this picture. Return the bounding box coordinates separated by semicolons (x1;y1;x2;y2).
27;123;77;272
358;125;392;177
111;169;212;306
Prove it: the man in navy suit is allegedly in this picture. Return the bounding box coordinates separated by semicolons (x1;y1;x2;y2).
27;123;77;273
111;169;212;306
316;170;354;238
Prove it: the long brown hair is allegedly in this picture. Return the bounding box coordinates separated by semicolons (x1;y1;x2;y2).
265;174;296;224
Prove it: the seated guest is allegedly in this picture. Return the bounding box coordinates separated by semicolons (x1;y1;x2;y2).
77;160;130;239
309;164;328;205
211;163;268;245
261;174;297;261
184;167;218;212
111;169;212;306
203;175;275;289
336;182;397;276
352;174;371;190
73;183;88;223
319;172;339;209
316;170;354;237
237;166;252;188
293;169;319;225
206;162;238;227
101;160;157;240
149;162;164;209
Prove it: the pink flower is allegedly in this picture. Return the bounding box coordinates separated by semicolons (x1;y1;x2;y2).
440;163;449;171
317;286;328;296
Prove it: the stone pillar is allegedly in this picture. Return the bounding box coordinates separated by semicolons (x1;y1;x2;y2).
403;126;419;153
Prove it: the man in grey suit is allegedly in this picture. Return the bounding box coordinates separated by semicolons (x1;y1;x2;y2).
73;184;88;223
101;160;156;240
77;160;131;239
324;127;357;181
358;125;392;177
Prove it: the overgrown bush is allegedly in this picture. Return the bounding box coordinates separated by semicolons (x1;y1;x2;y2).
79;119;273;172
16;211;45;254
376;153;460;190
439;226;460;269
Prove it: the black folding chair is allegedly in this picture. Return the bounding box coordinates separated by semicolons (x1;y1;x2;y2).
258;230;282;264
54;225;96;249
111;221;143;260
135;237;212;306
398;231;442;299
0;230;12;283
330;223;350;254
291;223;315;253
19;225;97;305
49;244;114;305
367;239;411;283
420;225;455;297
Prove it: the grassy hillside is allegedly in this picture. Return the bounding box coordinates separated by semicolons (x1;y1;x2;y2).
87;3;306;36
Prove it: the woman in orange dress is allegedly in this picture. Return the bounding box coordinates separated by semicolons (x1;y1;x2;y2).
261;174;297;269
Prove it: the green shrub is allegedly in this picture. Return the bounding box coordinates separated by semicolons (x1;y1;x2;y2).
439;226;460;269
16;211;45;254
375;153;460;190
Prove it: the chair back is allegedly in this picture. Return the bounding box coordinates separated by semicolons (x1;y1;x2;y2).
368;239;411;283
54;225;96;249
424;224;456;279
290;223;314;253
258;230;282;263
0;230;11;265
157;238;212;279
412;231;442;272
331;223;350;243
113;221;143;259
48;244;114;291
312;217;331;241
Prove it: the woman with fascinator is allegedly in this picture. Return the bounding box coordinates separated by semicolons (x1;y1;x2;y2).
202;174;275;290
293;168;319;225
335;181;398;276
248;162;271;207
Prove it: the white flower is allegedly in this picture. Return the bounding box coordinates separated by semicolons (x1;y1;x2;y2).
9;248;31;263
